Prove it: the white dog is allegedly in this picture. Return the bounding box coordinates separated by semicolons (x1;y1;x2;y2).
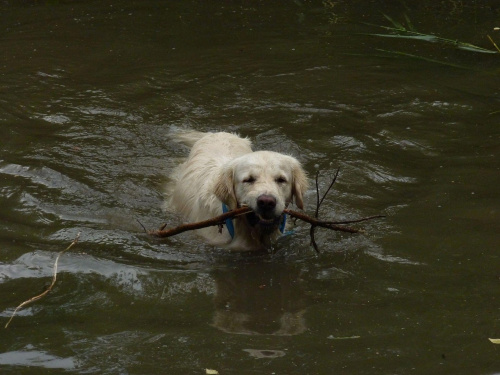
168;132;308;251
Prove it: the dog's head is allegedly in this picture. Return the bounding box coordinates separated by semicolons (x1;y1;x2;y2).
214;151;308;230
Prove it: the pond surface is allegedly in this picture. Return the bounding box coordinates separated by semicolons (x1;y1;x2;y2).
1;1;499;374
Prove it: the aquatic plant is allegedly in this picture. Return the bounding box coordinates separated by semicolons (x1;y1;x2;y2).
356;13;499;71
367;13;498;54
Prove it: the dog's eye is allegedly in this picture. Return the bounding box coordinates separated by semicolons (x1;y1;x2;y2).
276;176;287;184
243;176;256;184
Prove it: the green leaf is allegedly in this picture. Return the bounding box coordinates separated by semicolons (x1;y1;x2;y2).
382;13;405;31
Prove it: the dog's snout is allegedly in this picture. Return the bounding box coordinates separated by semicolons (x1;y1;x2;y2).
257;194;276;211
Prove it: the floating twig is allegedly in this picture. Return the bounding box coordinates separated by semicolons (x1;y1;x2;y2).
5;232;81;328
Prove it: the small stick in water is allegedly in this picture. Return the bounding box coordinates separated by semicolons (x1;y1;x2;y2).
5;232;81;329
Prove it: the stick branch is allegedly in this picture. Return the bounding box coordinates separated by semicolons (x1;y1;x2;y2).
147;208;383;239
310;169;340;252
148;207;252;238
5;232;81;329
314;169;340;218
284;209;361;233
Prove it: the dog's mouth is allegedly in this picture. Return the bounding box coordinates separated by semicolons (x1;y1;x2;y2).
245;211;282;233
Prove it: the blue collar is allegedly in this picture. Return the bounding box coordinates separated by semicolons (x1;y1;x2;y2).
222;204;287;239
222;203;236;239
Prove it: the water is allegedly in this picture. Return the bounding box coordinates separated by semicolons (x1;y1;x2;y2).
1;1;499;374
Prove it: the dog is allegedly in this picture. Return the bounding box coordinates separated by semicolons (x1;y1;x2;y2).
168;132;308;251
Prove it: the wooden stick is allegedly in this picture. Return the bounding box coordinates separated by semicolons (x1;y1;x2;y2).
147;171;384;252
314;169;340;219
148;207;252;238
310;169;340;252
5;232;81;329
322;215;386;225
284;209;361;233
147;207;382;239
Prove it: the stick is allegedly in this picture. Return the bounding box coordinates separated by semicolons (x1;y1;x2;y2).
148;207;252;238
322;215;386;225
311;171;321;252
5;232;81;329
311;169;340;252
314;169;340;219
147;207;382;239
284;209;361;233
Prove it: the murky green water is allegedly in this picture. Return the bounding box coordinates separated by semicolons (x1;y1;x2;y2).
1;1;499;374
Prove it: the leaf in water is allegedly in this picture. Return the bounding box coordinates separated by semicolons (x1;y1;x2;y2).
456;43;498;54
367;32;496;54
365;18;498;54
366;33;439;43
489;338;500;344
382;13;405;31
375;49;474;70
206;369;219;375
403;13;415;31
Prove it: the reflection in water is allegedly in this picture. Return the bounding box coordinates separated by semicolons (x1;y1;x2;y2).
211;261;307;336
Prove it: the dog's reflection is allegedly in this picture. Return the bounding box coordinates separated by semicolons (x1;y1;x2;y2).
211;260;307;336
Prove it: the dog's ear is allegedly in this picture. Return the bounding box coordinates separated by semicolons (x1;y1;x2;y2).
213;166;238;209
291;162;308;210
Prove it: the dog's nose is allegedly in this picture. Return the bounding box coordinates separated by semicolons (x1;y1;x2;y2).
257;194;276;211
